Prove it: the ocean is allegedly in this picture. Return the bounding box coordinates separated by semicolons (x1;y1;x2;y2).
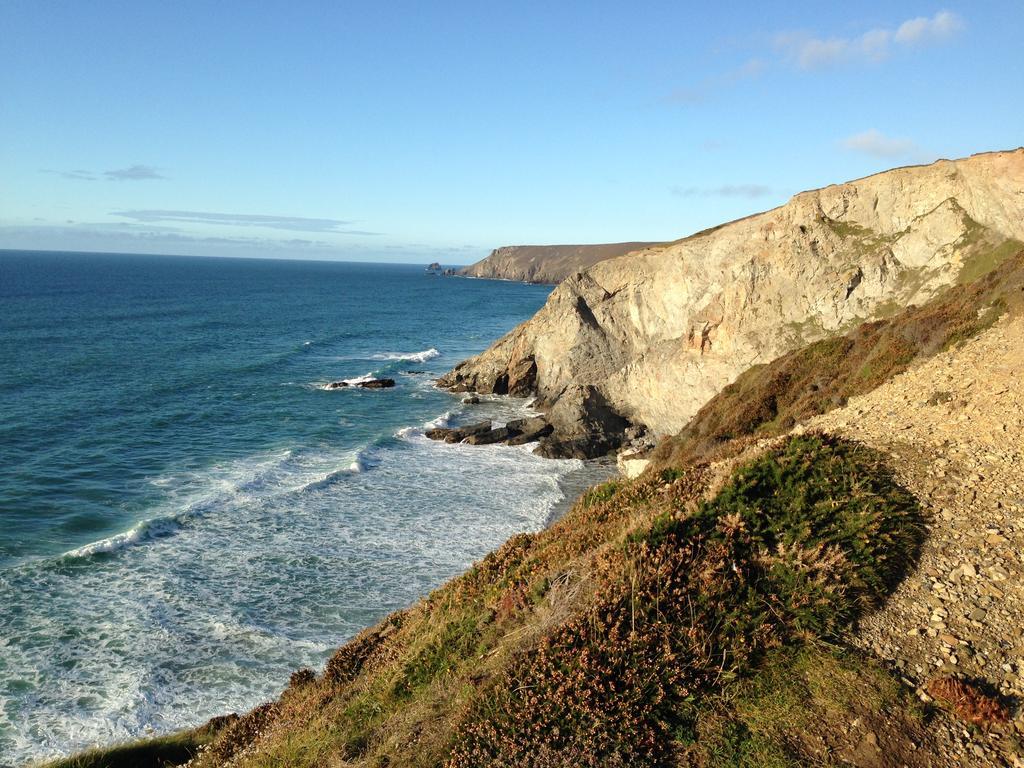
0;250;594;766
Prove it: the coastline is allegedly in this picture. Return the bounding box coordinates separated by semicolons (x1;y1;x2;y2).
545;455;616;526
0;256;564;767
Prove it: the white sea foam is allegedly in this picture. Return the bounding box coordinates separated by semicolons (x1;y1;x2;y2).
1;406;587;765
395;410;451;439
371;347;440;363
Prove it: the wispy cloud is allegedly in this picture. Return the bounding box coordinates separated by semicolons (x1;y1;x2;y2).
775;10;963;70
52;169;98;181
110;209;381;235
671;184;773;199
840;129;919;158
42;164;166;181
104;164;165;181
668;58;766;104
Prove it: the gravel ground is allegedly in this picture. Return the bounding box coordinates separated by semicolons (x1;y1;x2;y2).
804;315;1024;766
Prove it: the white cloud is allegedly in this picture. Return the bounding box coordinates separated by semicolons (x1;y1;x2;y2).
894;10;963;44
776;10;963;70
840;129;919;158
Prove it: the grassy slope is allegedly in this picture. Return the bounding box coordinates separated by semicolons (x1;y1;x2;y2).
46;247;1024;768
175;435;930;768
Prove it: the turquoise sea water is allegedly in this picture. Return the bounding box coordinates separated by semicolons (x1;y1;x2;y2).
0;251;584;766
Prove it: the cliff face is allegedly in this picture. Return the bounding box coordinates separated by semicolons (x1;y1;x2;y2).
458;242;662;283
440;150;1024;455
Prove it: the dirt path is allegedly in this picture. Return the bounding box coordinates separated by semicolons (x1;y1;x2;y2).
806;316;1024;766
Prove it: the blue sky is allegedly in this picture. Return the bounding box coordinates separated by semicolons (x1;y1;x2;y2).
1;1;1021;263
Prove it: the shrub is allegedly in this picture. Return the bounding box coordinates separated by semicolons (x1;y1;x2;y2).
448;435;922;767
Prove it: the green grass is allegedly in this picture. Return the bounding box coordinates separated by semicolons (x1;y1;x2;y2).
694;644;925;767
580;479;621;507
958;237;1024;285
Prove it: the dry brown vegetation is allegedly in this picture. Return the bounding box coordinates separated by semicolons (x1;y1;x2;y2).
926;676;1010;728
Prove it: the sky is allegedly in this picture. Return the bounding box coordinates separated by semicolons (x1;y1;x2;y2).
1;1;1022;263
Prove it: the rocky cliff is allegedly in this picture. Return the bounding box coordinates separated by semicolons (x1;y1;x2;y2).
458;242;662;283
440;149;1024;457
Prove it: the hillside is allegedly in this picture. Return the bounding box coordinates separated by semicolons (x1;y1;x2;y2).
440;149;1024;458
458;242;662;284
48;249;1024;768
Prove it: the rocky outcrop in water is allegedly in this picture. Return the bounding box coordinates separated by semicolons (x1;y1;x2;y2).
325;378;396;389
458;242;662;284
425;416;552;447
440;150;1024;458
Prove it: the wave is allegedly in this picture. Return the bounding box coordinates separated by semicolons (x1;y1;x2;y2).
395;410;452;439
371;348;440;363
63;444;381;560
63;515;185;558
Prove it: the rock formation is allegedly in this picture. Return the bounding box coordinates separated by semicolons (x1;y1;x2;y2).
458;242;662;284
440;149;1024;458
325;378;396;389
425;416;553;447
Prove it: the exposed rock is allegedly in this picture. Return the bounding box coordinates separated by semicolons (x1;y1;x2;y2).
358;378;396;389
617;450;651;479
426;261;441;271
504;416;553;445
326;377;396;389
534;385;631;459
458;242;662;284
446;356;537;396
425;421;492;443
462;395;481;404
463;427;515;445
441;150;1024;456
500;357;537;397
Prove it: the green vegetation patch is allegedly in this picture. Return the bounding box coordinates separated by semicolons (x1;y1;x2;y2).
693;645;927;767
448;435;922;767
